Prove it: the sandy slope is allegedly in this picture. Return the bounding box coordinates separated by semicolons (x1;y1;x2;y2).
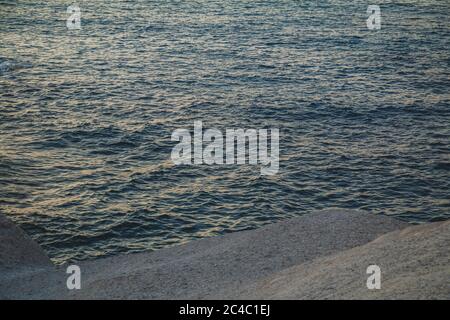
0;213;52;272
0;209;448;299
215;220;450;299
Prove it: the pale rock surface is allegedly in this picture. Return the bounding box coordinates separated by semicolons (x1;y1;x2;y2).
0;209;447;299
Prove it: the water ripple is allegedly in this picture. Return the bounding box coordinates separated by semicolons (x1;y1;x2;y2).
0;0;449;264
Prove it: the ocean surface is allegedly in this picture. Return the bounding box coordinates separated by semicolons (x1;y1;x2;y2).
1;0;449;264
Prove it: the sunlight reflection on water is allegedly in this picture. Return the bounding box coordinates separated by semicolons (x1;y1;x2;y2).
0;0;449;263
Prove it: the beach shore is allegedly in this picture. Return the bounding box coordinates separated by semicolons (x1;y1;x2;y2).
1;209;448;299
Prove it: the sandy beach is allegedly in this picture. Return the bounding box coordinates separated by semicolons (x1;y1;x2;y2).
1;209;448;299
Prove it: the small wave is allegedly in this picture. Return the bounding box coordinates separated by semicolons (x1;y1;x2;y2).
0;58;31;75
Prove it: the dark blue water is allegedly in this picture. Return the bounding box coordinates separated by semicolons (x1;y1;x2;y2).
1;0;449;264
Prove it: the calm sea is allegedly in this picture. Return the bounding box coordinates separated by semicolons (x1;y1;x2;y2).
1;0;449;264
